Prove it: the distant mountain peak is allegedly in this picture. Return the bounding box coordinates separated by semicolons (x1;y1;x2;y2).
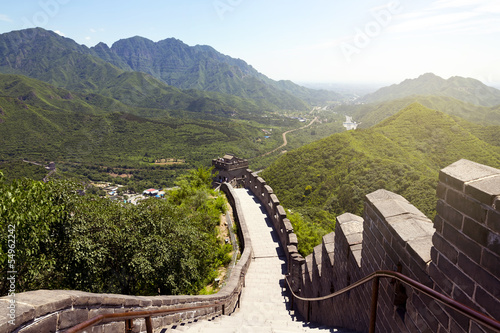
362;73;500;107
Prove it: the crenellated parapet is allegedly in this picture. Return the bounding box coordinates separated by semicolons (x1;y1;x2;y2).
3;158;498;333
245;159;500;332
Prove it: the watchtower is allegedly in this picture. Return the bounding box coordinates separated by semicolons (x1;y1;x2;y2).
212;154;249;187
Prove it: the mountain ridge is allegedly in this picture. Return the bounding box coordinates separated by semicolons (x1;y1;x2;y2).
0;28;321;112
0;28;346;111
361;73;500;107
93;34;342;105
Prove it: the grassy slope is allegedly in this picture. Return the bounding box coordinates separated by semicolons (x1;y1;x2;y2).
261;103;500;254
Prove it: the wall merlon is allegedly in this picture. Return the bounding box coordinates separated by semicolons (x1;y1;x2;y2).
336;212;363;225
283;218;293;233
465;176;500;207
270;193;279;206
322;232;335;267
277;205;286;218
439;159;500;192
288;233;298;246
264;184;273;194
313;244;323;277
366;189;427;220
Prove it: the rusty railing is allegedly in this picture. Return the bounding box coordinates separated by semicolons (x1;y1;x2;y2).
64;296;241;333
285;270;500;333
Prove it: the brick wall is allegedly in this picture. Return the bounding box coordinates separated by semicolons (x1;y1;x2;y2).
4;160;498;333
246;159;499;333
430;159;500;332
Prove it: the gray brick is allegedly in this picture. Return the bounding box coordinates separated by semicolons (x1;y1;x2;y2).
58;309;89;330
21;313;57;333
449;315;469;333
487;230;500;254
446;189;487;224
442;221;482;264
437;183;448;200
481;248;500;278
458;253;500;298
436;199;463;230
452;284;477;310
487;209;500;234
434;215;444;233
475;286;500;320
429;262;453;296
463;217;491;247
437;254;475;297
465;175;500;206
432;232;458;263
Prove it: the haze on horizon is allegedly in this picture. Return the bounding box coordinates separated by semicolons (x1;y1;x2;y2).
1;0;499;87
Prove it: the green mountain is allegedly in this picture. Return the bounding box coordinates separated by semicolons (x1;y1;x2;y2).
336;95;500;128
0;28;282;115
261;103;500;253
92;35;341;107
361;73;500;107
0;28;339;112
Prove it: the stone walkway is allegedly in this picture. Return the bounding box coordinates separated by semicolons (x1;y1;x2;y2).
166;188;349;333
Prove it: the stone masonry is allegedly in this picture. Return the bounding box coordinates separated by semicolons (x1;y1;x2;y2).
1;159;499;333
244;159;500;333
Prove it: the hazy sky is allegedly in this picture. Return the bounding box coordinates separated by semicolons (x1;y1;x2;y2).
1;0;499;86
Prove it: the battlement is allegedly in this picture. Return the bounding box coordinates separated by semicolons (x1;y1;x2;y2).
245;159;500;332
212;154;249;171
212;155;249;185
2;159;498;332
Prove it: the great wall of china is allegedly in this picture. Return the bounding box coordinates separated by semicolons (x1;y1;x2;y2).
1;157;499;332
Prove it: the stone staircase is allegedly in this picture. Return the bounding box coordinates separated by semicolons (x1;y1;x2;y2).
160;188;354;333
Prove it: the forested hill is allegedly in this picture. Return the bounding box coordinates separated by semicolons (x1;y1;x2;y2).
260;103;500;254
0;28;340;110
91;35;342;105
0;73;290;168
361;73;500;107
336;94;500;129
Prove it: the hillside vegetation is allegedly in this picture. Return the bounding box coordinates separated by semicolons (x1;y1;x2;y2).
0;73;312;188
333;95;500;129
261;103;500;255
0;167;231;296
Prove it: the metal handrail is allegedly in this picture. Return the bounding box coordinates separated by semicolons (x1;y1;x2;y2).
285;270;500;333
65;300;230;333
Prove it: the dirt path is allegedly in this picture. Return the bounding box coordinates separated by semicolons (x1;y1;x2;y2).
257;116;318;158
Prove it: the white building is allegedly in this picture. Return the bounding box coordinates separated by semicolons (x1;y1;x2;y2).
343;116;358;130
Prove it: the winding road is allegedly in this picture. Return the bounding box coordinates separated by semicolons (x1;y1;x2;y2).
258;116;318;158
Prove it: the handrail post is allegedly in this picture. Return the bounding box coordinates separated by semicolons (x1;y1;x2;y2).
125;318;133;333
307;301;311;322
369;276;380;333
145;316;153;333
